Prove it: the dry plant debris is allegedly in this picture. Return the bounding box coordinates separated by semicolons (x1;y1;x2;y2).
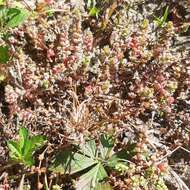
0;0;190;189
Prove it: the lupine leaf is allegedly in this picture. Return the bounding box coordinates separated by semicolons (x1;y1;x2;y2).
6;8;29;28
50;150;97;174
76;163;108;190
7;140;21;160
19;127;29;151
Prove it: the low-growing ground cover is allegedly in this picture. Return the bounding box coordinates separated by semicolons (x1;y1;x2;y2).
0;0;190;189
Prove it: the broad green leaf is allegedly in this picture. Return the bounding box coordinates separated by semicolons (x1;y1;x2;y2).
23;150;34;166
7;140;21;159
107;144;136;168
6;8;29;28
80;140;97;158
100;134;114;148
7;127;46;166
19;127;29;151
107;154;120;168
76;163;108;190
71;152;97;174
51;150;97;174
0;46;9;64
100;134;114;159
99;145;114;160
23;139;32;158
94;183;112;190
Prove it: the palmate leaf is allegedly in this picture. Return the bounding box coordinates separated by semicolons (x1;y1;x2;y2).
107;143;137;168
99;134;114;160
100;134;114;148
80;139;97;158
19;127;29;151
0;6;29;28
94;182;112;190
50;150;97;175
7;127;46;166
23;149;35;166
6;8;29;28
51;140;99;175
7;140;21;160
23;134;46;166
51;138;114;189
76;162;108;190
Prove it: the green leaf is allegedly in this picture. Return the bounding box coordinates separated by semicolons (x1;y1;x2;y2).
100;134;114;148
6;8;29;28
107;144;136;168
100;134;114;159
23;155;34;166
76;163;108;190
94;183;112;190
89;7;99;17
107;154;120;168
19;127;29;151
0;7;29;28
80;140;97;158
161;6;169;24
22;140;35;166
154;6;169;27
0;46;9;64
51;150;97;175
7;140;21;160
7;127;46;166
23;139;33;157
153;16;162;24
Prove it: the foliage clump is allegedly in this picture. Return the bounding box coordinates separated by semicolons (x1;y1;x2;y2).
0;0;190;189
